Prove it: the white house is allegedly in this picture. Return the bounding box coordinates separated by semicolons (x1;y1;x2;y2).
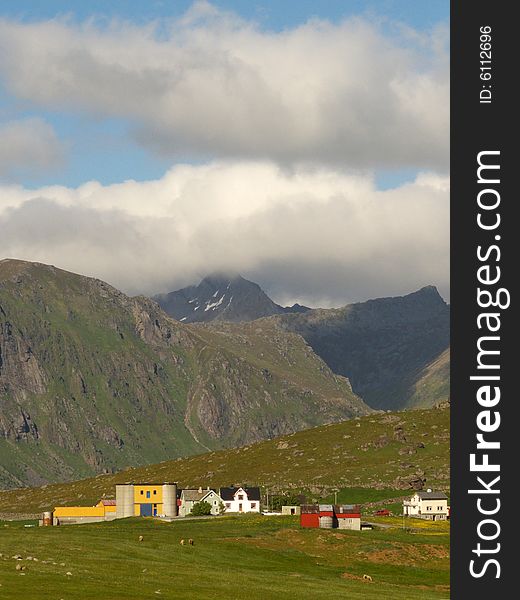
219;486;261;513
403;489;449;520
179;488;224;517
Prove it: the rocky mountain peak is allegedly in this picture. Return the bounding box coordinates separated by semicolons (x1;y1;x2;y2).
154;273;309;323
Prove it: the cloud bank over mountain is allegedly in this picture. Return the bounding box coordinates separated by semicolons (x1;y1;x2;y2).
0;163;448;306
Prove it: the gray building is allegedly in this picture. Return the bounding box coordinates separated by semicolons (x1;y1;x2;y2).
179;488;224;516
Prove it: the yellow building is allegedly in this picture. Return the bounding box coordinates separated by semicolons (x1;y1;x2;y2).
116;483;178;518
53;499;117;525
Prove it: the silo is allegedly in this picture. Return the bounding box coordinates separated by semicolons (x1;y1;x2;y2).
162;483;178;517
116;484;134;519
42;511;53;526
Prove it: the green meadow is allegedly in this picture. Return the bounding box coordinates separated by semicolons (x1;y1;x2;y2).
0;514;449;600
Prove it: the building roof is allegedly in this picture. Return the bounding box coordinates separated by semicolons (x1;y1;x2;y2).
181;488;220;503
181;489;207;502
416;491;448;500
335;504;360;513
116;482;177;485
219;486;261;501
99;499;117;506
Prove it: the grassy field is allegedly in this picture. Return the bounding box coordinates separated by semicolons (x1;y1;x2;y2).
0;407;449;516
0;514;449;599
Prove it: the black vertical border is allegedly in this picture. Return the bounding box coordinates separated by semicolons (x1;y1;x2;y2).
451;1;515;596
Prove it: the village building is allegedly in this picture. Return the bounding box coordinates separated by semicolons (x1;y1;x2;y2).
403;489;449;520
300;504;361;530
335;504;361;530
179;487;224;516
219;486;261;513
115;483;178;518
281;505;301;516
53;499;117;525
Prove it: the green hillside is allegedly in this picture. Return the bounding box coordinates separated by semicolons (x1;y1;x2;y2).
0;259;369;488
0;406;449;516
407;348;450;409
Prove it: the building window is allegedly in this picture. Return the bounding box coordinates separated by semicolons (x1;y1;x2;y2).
214;501;218;505
226;503;231;509
146;491;151;499
427;506;431;510
437;506;443;511
238;495;244;500
251;503;256;509
154;490;157;495
140;490;144;495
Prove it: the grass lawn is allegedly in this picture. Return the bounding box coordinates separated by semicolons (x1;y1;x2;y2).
0;514;449;600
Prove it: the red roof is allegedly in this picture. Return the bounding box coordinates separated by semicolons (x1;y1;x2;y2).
100;499;117;506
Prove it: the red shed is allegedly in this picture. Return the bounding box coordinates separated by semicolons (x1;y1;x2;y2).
300;504;320;528
300;513;320;528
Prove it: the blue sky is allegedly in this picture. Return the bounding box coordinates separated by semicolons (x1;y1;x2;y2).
2;1;448;32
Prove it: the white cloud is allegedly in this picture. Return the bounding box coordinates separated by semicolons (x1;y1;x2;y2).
0;162;449;305
0;4;449;170
0;118;64;178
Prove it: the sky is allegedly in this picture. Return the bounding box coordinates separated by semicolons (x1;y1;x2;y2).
0;1;449;307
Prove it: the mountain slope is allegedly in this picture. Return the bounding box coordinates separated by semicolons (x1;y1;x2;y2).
0;259;369;488
268;287;450;410
0;405;449;516
407;348;450;409
154;273;309;323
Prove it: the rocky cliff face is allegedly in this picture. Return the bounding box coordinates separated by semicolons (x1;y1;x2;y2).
0;259;369;488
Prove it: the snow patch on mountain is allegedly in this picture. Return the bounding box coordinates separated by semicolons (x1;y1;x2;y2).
205;294;226;312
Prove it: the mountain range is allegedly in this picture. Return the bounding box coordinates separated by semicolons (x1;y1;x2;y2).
0;260;449;489
158;275;450;411
0;259;369;488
